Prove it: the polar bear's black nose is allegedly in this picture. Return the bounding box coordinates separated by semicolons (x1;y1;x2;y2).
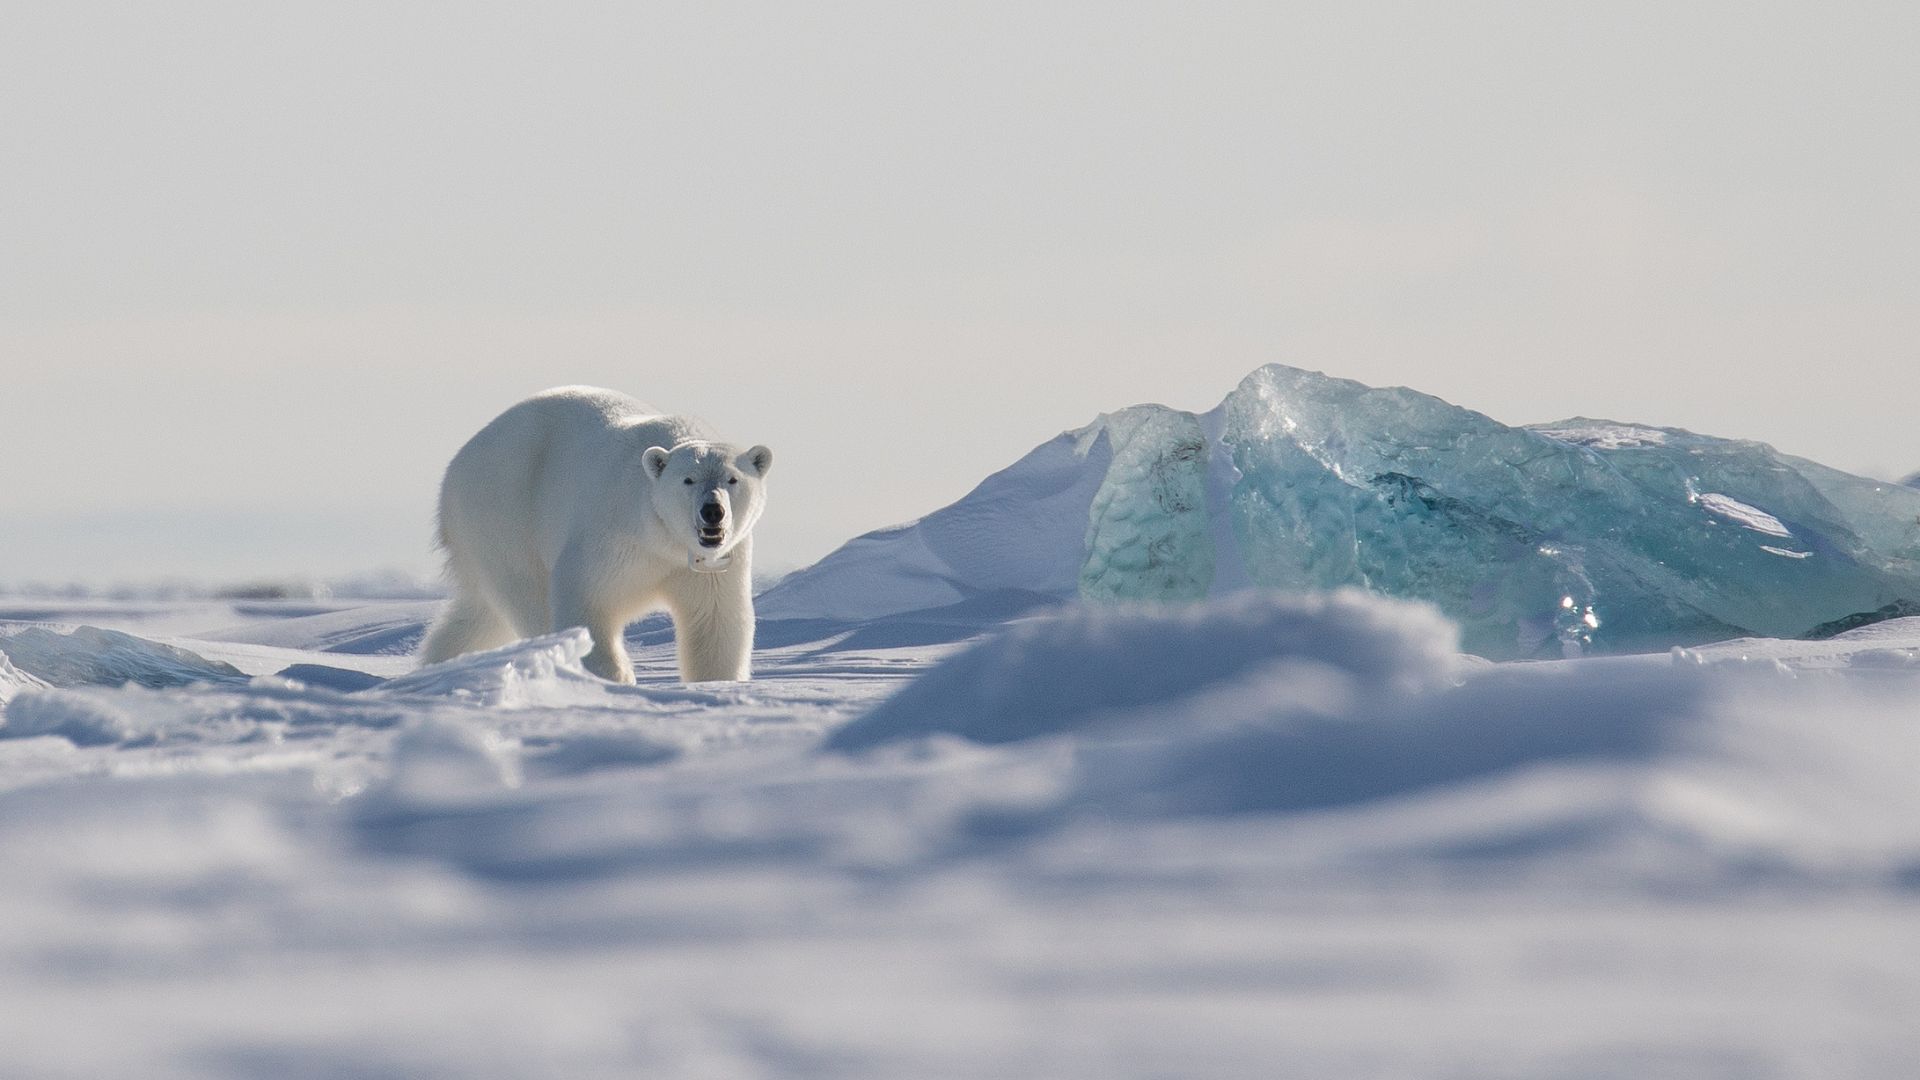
700;501;726;526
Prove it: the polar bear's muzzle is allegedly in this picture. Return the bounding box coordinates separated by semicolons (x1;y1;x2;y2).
697;494;727;547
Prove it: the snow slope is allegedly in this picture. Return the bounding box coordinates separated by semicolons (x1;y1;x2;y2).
755;428;1109;623
2;589;1918;1078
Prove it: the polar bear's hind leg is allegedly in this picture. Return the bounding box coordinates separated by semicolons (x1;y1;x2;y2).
419;583;516;665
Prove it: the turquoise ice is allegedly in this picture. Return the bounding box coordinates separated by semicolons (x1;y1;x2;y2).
1077;405;1215;603
765;363;1920;659
1066;365;1920;657
1216;366;1920;658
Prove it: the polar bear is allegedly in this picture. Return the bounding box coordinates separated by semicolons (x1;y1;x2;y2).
418;386;773;684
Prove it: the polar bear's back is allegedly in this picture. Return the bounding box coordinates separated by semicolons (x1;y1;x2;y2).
437;386;708;571
499;385;687;444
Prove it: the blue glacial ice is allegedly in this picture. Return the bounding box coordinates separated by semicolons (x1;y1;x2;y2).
1220;366;1920;656
1076;405;1215;603
766;365;1920;659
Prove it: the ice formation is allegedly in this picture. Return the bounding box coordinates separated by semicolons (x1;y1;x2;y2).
1076;405;1215;603
375;629;618;708
1222;367;1920;656
766;365;1920;659
0;624;247;689
0;651;50;706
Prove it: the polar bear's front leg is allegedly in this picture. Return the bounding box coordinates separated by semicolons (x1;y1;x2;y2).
580;615;636;685
665;566;755;683
551;566;636;685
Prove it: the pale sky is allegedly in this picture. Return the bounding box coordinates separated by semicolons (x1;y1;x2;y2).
3;2;1915;585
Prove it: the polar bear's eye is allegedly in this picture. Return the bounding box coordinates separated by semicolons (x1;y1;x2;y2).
683;478;694;485
727;477;737;485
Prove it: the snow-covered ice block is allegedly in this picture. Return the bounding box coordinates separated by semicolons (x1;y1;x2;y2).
375;629;613;708
274;663;388;693
0;624;247;689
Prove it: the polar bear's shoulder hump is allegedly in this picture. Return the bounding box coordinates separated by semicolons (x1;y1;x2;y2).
527;385;663;422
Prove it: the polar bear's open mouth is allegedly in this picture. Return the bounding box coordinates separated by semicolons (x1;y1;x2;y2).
691;525;731;572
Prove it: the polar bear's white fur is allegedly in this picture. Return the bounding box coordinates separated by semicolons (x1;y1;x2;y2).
419;386;773;684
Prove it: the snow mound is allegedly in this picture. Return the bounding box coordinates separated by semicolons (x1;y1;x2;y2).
1834;614;1920;643
0;688;147;746
1052;654;1710;822
0;675;409;750
0;624;247;689
1669;614;1920;671
826;592;1920;879
377;716;523;799
828;590;1461;750
769;365;1920;659
375;629;617;708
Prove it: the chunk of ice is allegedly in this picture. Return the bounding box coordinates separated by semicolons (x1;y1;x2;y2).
767;364;1920;658
1077;405;1215;603
377;629;610;708
1219;366;1920;656
0;624;247;690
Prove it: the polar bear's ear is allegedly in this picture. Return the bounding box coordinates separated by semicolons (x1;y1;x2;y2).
642;446;672;479
740;445;773;477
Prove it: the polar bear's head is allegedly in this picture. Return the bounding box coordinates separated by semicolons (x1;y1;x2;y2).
643;441;773;572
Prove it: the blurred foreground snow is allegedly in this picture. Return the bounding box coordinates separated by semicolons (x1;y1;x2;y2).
2;589;1918;1079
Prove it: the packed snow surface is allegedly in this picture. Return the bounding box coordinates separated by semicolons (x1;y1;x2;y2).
3;587;1919;1078
766;365;1920;659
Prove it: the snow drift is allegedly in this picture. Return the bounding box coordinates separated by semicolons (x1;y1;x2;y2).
827;590;1461;750
835;593;1920;877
